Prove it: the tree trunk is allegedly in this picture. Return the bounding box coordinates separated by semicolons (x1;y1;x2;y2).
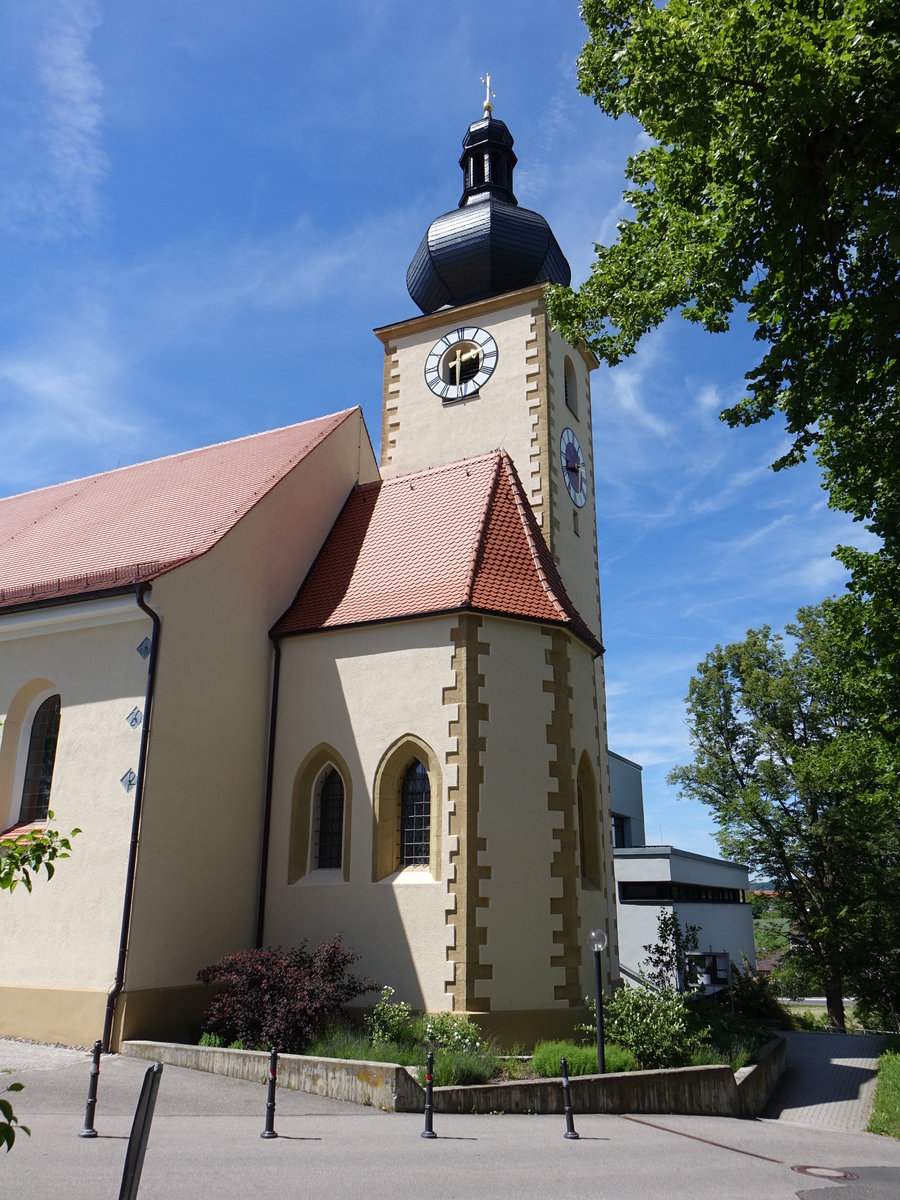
825;968;846;1032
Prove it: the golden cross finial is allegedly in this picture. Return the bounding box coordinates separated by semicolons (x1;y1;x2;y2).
481;72;495;115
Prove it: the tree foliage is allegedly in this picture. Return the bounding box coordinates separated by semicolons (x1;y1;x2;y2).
548;0;900;634
668;595;900;1029
0;815;80;893
641;909;700;992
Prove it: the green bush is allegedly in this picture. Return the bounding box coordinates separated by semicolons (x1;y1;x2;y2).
689;1045;728;1067
533;1040;597;1077
854;997;900;1034
419;1010;483;1053
365;987;415;1046
433;1047;499;1086
728;960;786;1021
531;1039;638;1076
604;1043;639;1073
308;1025;422;1069
605;986;703;1069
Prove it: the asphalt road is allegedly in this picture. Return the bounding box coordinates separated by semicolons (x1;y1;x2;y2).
3;1045;900;1200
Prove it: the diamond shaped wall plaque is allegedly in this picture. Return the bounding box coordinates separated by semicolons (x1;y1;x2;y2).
120;769;137;793
126;707;143;729
136;637;152;660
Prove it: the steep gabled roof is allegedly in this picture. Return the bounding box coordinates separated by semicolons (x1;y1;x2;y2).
0;409;357;612
274;450;602;653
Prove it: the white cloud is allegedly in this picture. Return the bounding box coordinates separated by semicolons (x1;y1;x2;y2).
1;1;107;237
695;383;721;412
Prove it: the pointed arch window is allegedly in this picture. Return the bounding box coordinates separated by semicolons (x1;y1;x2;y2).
372;737;441;882
399;760;430;866
314;767;344;869
19;693;61;825
288;746;352;884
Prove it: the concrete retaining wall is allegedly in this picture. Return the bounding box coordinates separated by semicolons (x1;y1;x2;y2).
121;1041;424;1112
734;1034;788;1116
121;1035;786;1117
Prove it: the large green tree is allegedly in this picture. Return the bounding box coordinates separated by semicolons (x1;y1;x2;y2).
668;596;900;1030
548;0;900;646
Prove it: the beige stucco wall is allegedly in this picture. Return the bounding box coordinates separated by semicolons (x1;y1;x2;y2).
265;612;619;1026
378;290;544;499
545;322;603;642
264;618;457;1010
122;408;378;995
0;598;152;994
477;617;558;1009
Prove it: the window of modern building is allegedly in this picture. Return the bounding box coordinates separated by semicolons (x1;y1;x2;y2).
399;759;430;866
19;693;61;825
611;813;628;848
313;767;344;869
618;880;746;904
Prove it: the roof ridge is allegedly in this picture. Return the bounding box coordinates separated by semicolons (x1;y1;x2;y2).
0;408;358;504
379;449;500;489
497;451;571;624
462;453;504;605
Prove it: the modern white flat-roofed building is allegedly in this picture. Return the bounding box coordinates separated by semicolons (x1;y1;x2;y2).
610;755;755;988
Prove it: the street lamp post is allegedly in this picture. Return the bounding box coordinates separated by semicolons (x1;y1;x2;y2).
590;928;607;1074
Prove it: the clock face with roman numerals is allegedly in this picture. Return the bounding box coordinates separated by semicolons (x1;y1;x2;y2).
424;326;499;402
560;426;588;508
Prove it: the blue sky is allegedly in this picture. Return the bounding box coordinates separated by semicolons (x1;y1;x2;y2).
0;2;871;859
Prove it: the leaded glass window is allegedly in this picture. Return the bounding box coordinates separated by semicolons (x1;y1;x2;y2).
20;694;61;824
315;768;344;869
399;759;430;867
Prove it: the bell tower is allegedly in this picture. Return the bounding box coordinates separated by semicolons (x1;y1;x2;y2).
374;94;602;641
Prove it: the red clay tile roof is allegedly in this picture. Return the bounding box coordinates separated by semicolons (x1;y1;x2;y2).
0;410;356;611
274;450;602;653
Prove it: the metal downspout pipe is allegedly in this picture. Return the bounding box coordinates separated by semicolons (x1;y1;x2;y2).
255;636;281;949
101;582;161;1052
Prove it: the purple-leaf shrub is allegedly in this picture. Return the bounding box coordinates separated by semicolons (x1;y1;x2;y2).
197;936;377;1053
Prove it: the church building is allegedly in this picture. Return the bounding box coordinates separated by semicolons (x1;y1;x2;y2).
0;95;620;1050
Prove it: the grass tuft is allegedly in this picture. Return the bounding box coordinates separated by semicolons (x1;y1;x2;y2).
868;1049;900;1139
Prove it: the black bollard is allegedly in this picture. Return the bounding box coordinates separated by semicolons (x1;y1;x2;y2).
260;1046;278;1139
421;1050;437;1139
561;1057;580;1140
118;1063;163;1200
79;1039;102;1139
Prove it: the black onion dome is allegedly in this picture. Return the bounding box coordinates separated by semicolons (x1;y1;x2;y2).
407;112;571;314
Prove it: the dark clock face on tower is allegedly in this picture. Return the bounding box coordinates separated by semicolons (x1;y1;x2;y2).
560;427;588;508
424;326;498;401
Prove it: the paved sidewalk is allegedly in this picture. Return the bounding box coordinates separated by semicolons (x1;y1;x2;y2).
766;1031;885;1132
3;1039;900;1200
